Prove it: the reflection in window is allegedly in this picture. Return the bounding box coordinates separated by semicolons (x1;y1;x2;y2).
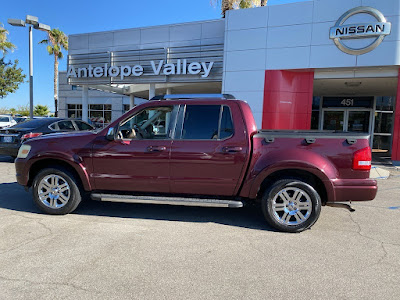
219;106;234;139
119;106;174;140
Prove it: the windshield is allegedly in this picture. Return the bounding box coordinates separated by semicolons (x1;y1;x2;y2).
0;117;10;122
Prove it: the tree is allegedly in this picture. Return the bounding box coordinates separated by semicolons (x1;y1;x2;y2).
0;23;16;55
34;104;50;116
0;58;26;98
0;23;25;98
211;0;267;18
16;105;30;116
39;29;68;117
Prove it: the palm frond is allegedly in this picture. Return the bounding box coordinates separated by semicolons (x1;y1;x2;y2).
46;45;54;55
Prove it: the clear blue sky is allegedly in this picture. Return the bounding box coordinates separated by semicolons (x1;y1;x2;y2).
1;0;302;111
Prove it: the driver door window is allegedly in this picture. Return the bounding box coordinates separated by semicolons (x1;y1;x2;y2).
118;106;176;140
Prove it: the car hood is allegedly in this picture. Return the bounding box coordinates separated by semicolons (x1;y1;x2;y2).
0;122;12;126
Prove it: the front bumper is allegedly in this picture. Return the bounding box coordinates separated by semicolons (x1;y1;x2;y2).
15;158;29;186
331;178;377;202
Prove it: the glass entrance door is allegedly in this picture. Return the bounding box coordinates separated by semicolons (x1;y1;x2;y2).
322;110;371;133
323;111;344;131
347;111;370;133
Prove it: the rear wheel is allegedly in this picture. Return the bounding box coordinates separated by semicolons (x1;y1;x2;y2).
32;167;82;215
261;179;321;232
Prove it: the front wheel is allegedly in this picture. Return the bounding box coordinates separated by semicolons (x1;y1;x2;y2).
261;179;321;233
32;167;82;215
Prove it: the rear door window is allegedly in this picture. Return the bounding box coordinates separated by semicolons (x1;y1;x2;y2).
74;121;94;131
180;105;234;140
57;121;75;131
181;105;220;139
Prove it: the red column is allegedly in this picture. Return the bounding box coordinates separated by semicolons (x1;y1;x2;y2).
262;70;314;130
391;70;400;163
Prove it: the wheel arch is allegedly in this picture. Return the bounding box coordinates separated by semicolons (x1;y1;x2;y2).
255;168;330;205
27;158;91;191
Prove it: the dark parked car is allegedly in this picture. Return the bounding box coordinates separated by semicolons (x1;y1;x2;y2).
14;116;29;123
0;118;94;158
15;95;377;232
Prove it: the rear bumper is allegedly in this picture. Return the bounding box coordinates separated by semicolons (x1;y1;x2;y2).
330;178;377;202
0;143;20;157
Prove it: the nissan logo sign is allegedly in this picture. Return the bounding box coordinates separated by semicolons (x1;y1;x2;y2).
329;6;391;55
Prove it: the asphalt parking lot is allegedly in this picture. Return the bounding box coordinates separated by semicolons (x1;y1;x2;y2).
0;155;399;300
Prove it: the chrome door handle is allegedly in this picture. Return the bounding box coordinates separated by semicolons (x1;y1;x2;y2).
147;146;166;152
221;146;243;153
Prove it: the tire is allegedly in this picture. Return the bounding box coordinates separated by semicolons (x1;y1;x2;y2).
261;179;321;233
32;167;82;215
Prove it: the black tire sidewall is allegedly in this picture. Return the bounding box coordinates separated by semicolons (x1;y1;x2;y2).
262;179;321;233
32;167;82;215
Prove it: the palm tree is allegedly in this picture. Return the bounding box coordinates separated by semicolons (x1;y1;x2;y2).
39;29;68;117
213;0;266;18
0;23;16;56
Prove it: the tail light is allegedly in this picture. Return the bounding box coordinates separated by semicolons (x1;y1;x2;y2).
21;132;42;141
352;147;372;170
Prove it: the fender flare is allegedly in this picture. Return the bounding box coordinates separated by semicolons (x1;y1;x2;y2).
27;152;92;191
247;161;336;201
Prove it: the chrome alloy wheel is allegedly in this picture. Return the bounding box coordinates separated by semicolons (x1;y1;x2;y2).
37;174;70;209
272;187;312;226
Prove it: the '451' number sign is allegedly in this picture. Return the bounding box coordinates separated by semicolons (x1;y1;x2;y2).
341;99;354;106
322;97;373;108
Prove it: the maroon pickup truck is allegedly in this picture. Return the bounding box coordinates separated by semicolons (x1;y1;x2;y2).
15;96;377;232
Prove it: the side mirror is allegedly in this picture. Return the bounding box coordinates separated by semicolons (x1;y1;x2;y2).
105;127;115;141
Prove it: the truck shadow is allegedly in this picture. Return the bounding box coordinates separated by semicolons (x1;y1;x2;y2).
0;182;275;232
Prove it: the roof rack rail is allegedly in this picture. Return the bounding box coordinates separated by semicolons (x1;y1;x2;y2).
150;94;236;100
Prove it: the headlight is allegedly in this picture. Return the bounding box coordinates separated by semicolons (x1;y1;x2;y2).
17;145;31;159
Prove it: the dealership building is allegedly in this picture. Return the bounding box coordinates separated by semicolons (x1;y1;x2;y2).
59;0;400;164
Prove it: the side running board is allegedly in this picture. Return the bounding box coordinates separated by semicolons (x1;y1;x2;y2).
91;193;243;208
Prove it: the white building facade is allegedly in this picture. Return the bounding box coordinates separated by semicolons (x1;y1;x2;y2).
59;0;400;164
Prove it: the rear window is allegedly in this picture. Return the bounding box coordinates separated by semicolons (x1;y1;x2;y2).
0;117;10;122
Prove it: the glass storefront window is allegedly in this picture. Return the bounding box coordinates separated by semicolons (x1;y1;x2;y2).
89;104;112;128
67;103;112;128
311;111;319;130
67;104;82;119
311;97;320;130
374;112;393;134
123;104;134;113
375;96;394;111
374;96;395;153
312;96;320;110
373;135;391;152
